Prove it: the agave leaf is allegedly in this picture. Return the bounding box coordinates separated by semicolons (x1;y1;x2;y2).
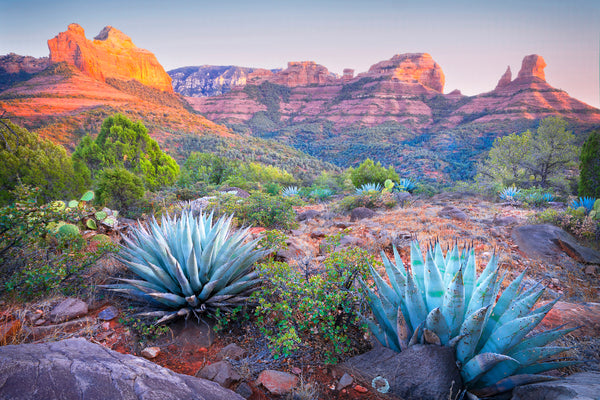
508;326;577;355
371;264;401;307
424;307;450;345
463;248;476;305
477;251;498;287
465;268;497;319
164;247;194;297
441;268;464;337
424;247;444;310
404;269;428;329
423;328;441;345
461;353;518;385
197;278;221;302
185;247;202;293
434;241;446;276
392;246;407;275
481;313;546;356
471;374;556;397
381;249;407;299
120;259;179;294
497;287;545;327
409;321;424;346
147;292;187;308
115;278;165;293
396;306;410;350
480;269;529;345
410;241;426;302
509;346;572;367
361;281;399;346
515;360;582;375
456;306;489;364
443;245;460;287
185;295;200;307
527;297;560;317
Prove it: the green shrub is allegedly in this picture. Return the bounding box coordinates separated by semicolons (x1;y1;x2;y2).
579;130;600;197
73;114;179;191
208;191;299;230
337;192;397;211
252;235;373;363
94;167;146;218
349;159;400;188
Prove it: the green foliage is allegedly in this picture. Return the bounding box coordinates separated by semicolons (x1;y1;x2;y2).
1;185;116;300
109;211;265;324
363;241;576;396
578;130;600;197
337;192;397;211
73;114;179;191
208;192;299;230
252;237;373;363
95;167;146;218
118;311;170;344
477;117;578;192
350;159;400;187
0;120;89;205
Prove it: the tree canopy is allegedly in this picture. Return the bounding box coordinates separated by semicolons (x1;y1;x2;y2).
578;130;600;197
73;114;179;191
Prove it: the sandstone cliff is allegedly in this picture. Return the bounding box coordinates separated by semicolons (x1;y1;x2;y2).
363;53;445;92
253;61;338;87
48;23;172;92
0;53;50;90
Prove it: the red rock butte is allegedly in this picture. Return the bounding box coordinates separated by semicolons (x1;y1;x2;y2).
48;23;173;92
364;53;445;92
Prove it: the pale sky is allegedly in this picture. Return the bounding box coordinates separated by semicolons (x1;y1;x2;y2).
1;0;599;108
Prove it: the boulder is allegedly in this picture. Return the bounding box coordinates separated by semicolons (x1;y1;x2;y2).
297;210;321;221
215;343;247;361
338;344;462;400
350;207;375;221
512;224;600;264
539;301;600;338
47;297;88;323
98;306;119;321
256;370;298;395
511;372;600;400
197;360;241;389
219;187;250;198
0;338;243;399
438;206;468;221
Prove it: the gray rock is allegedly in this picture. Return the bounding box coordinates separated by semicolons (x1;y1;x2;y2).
234;382;253;399
337;372;354;391
47;297;88;323
350;207;375;222
98;306;119;321
170;319;216;349
220;187;250;198
256;370;298;395
511;372;600;400
215;343;247;361
197;360;241;389
297;210;321;221
438;206;469;221
512;224;600;264
0;337;243;400
338;345;462;400
493;215;522;226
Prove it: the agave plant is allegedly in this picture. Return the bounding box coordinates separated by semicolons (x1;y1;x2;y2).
570;196;597;214
397;177;417;193
310;188;333;200
282;186;300;197
362;241;577;396
108;210;266;324
355;182;383;194
499;186;521;202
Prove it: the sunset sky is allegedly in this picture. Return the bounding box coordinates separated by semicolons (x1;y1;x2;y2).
1;0;599;108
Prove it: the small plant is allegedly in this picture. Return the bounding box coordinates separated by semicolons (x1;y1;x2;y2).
570;197;597;214
108;210;266;324
362;240;577;397
499;186;521;202
309;187;333;201
355;183;383;194
281;186;300;197
119;311;170;344
397;177;417;193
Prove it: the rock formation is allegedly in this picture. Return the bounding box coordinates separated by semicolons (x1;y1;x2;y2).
364;53;445;92
495;66;512;89
169;65;255;97
0;53;50;90
257;61;337;87
516;54;546;82
48;23;172;92
342;68;355;82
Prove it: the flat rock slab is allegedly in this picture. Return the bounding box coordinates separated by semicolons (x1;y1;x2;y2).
0;337;243;400
48;297;88;323
539;301;600;338
512;224;600;264
169;319;215;349
338;344;462;400
511;372;600;400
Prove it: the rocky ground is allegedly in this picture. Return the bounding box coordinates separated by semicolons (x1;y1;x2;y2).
1;193;599;399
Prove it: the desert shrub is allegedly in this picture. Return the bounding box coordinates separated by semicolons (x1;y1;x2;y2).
349;159;400;187
94;167;146;218
0;120;89;205
0;185;116;300
579;130;600;197
208;191;299;230
337;192;397;211
73;114;179;191
252;234;373;363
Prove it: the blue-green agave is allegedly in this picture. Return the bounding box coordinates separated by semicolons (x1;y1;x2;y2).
108;210;266;324
362;241;577;396
397;177;417;193
499;186;521;202
282;186;300;197
356;182;383;194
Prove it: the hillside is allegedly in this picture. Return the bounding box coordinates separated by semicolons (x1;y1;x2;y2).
0;25;335;177
183;54;600;182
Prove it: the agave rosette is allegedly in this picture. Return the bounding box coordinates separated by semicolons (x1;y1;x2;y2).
362;240;577;396
356;182;383;194
109;210;266;323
